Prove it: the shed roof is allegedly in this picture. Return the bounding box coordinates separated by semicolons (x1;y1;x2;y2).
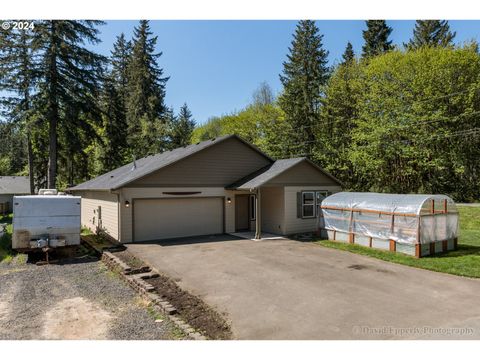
321;192;456;215
227;157;342;190
0;176;30;195
69;134;273;191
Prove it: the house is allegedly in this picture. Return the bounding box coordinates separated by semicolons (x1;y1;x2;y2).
69;135;342;243
0;176;30;213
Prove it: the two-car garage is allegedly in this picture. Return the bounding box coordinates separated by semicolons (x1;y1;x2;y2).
133;197;225;242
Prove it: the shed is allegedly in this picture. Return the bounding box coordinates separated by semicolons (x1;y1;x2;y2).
319;192;459;257
0;176;30;213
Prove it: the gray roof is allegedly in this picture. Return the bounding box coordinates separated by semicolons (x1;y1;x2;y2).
227;157;342;190
0;176;30;195
227;158;305;190
69;134;273;191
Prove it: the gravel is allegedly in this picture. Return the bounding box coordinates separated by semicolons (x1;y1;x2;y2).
0;257;184;340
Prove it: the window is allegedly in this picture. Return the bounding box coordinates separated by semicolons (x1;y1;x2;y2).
302;192;315;218
300;190;330;219
249;195;256;220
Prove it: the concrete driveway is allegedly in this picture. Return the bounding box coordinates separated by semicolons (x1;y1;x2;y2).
127;235;480;340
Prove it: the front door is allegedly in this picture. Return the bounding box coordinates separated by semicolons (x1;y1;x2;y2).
235;195;250;231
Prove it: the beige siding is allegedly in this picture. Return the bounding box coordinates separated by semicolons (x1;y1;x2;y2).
267;161;340;186
77;191;119;240
284;185;342;235
119;187;250;243
129;137;271;187
260;187;285;234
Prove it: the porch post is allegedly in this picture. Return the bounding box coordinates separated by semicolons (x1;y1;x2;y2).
255;187;262;239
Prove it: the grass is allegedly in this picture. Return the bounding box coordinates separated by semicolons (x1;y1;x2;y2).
316;205;480;278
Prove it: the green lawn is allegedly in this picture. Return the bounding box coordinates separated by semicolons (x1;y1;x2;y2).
316;205;480;278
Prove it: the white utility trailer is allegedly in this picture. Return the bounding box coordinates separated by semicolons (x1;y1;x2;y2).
12;191;81;251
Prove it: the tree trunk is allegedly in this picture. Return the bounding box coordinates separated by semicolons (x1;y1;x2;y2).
47;21;58;189
47;108;58;189
27;130;34;194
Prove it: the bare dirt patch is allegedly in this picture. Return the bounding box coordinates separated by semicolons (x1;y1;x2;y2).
146;274;232;340
114;249;232;339
114;250;147;269
0;259;180;340
42;296;113;339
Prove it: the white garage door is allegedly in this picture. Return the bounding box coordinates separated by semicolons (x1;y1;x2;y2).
134;197;224;241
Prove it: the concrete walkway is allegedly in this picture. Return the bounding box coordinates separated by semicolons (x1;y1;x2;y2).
127;235;480;340
229;232;285;241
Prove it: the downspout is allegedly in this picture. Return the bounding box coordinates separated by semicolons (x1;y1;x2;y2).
254;187;261;239
111;189;121;243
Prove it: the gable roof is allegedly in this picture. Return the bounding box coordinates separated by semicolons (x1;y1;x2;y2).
227;157;343;190
69;134;274;191
0;176;30;195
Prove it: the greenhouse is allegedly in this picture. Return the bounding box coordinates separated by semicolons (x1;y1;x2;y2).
319;192;459;257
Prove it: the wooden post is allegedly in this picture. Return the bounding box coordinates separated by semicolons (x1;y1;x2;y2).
368;237;372;247
255;188;262;239
415;244;421;258
333;230;336;241
348;209;354;243
442;240;448;252
443;199;447;213
389;240;396;252
431;199;435;214
416;216;421;258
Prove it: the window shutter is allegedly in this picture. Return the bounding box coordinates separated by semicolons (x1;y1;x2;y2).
297;192;302;218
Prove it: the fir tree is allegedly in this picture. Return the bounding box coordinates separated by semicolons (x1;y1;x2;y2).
32;20;106;188
98;76;128;172
406;20;456;49
126;20;169;158
170;103;196;148
278;20;330;157
0;24;37;192
96;33;132;172
362;20;393;58
110;33;132;101
341;42;355;64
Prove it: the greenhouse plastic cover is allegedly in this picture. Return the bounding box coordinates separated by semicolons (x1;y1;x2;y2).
320;192;458;244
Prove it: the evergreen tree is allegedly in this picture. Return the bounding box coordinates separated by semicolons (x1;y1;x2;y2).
96;33;132;173
98;76;128;172
341;42;355;64
170;103;195;148
0;24;37;192
406;20;456;49
32;20;106;188
278;20;330;157
362;20;393;58
110;33;132;101
126;20;169;158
